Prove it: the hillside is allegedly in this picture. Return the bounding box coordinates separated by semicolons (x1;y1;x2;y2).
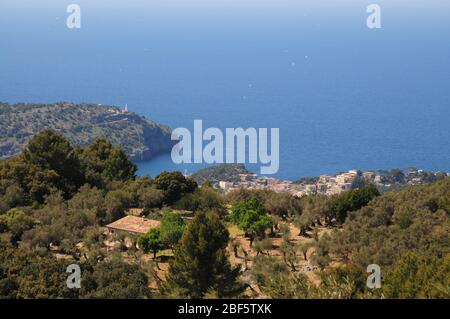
0;130;448;298
330;178;450;268
191;164;252;184
0;102;174;161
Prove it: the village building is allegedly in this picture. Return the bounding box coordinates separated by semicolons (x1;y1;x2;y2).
219;181;234;191
319;175;333;184
239;173;257;182
105;215;161;235
374;175;382;184
335;171;358;184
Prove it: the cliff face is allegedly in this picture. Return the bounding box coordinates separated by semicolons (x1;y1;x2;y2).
0;102;175;161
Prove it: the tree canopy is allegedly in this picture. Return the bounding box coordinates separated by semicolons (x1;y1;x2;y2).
163;211;245;298
230;198;272;246
153;171;197;205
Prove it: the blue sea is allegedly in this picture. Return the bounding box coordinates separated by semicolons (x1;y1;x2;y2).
1;0;449;179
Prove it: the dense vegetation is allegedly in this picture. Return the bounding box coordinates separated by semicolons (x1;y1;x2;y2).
191;164;251;184
0;130;448;299
162;212;245;298
0;130;196;298
0;102;173;161
226;180;449;298
329;180;449;269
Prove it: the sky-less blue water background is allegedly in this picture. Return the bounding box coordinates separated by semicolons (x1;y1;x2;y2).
1;0;449;179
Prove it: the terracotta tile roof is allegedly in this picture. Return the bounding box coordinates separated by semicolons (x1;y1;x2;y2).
106;215;160;234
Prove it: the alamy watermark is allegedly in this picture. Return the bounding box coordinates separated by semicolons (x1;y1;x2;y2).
66;4;81;29
171;120;279;175
366;264;381;289
66;264;81;289
65;4;381;30
367;4;382;29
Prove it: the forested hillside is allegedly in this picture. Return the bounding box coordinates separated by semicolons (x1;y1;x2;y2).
330;180;450;268
0;130;448;299
191;164;251;184
0;102;174;161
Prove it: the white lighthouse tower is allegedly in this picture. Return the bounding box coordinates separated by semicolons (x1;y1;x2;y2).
124;104;128;112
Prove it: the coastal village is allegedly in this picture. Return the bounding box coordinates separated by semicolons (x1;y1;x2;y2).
215;168;449;196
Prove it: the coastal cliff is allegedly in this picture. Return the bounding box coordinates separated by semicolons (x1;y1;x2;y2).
0;102;174;161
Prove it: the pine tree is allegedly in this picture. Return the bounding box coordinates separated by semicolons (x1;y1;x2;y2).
163;211;245;298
